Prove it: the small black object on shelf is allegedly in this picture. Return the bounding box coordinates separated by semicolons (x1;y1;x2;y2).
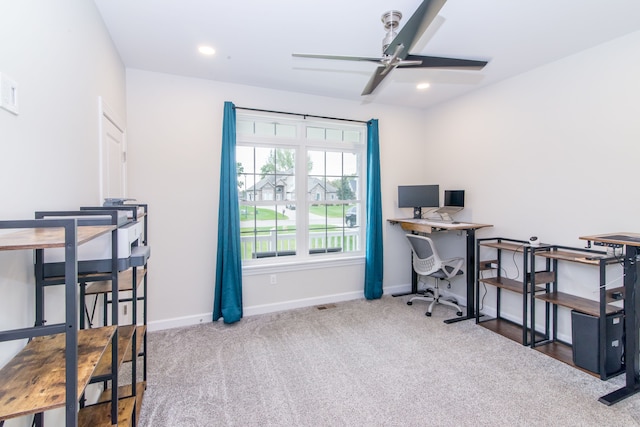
103;198;136;207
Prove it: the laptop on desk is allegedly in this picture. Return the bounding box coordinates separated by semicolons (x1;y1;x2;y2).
433;190;464;221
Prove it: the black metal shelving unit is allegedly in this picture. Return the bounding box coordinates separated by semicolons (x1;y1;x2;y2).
475;237;553;346
530;244;624;380
36;206;150;426
0;218;120;427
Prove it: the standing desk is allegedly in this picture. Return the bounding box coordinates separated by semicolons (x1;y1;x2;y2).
580;232;640;405
388;218;493;324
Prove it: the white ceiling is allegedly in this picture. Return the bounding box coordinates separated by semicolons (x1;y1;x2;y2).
94;0;640;110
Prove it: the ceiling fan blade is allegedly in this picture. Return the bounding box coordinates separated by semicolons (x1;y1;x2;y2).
384;0;447;57
400;54;488;69
361;66;390;96
292;53;382;63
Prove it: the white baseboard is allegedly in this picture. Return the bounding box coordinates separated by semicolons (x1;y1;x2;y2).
148;289;372;332
147;312;213;332
147;283;472;332
383;283;411;297
244;290;365;317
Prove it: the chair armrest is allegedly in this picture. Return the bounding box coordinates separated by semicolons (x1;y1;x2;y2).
441;257;464;279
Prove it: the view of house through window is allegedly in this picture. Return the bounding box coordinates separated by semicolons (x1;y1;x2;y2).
236;114;366;263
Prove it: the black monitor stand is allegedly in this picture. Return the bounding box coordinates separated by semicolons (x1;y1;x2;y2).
413;207;422;219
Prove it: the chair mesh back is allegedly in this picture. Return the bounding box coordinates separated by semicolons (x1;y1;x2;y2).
407;235;434;259
407;235;438;276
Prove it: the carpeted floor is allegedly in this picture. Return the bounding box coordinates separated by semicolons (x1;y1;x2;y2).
138;296;640;426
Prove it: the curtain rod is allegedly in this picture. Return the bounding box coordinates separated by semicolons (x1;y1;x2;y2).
234;106;369;124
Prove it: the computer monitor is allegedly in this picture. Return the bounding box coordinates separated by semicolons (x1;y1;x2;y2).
436;190;465;219
398;185;439;219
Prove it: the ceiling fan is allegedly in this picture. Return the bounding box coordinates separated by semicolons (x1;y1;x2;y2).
292;0;489;96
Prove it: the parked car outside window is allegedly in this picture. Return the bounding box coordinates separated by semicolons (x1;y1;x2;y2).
345;206;357;227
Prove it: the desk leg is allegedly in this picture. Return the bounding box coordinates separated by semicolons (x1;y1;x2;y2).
444;229;476;324
599;245;640;405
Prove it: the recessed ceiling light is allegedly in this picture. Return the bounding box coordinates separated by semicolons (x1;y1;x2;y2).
198;45;216;56
417;83;430;90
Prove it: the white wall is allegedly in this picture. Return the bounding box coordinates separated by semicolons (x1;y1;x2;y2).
0;2;125;425
420;31;640;337
126;70;427;329
127;31;640;333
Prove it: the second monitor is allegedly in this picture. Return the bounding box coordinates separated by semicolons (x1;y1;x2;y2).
436;190;465;218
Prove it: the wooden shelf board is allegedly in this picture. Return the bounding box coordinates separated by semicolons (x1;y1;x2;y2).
85;267;147;295
606;287;625;304
534;291;623;317
0;326;116;420
534;249;615;265
479;277;523;293
533;341;599;378
529;271;555;285
479;277;544;294
0;225;115;251
93;325;136;378
476;318;543;345
125;326;147;363
78;395;136;427
580;232;640;248
479;259;498;271
98;382;146;426
480;241;529;252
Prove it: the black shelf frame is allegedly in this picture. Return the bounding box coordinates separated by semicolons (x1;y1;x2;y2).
529;244;624;381
475;237;552;346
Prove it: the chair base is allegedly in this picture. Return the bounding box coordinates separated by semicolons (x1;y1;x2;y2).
407;289;434;306
426;296;463;317
407;287;463;317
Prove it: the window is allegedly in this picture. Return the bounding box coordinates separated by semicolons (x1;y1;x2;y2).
236;113;366;265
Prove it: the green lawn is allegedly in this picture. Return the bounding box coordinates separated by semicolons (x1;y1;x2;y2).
240;205;353;220
309;204;353;218
239;207;287;221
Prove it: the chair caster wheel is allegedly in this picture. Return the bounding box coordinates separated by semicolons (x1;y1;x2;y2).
407;301;412;306
456;311;463;316
425;312;432;317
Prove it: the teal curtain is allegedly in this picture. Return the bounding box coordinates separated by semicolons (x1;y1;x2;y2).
213;101;243;323
364;119;383;299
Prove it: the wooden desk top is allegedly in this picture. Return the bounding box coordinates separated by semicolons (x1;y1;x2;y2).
580;232;640;248
387;218;493;234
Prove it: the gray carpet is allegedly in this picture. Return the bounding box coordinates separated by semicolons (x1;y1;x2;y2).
138;296;640;426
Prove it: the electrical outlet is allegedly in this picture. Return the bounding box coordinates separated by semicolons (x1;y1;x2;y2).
270;274;277;285
490;263;499;269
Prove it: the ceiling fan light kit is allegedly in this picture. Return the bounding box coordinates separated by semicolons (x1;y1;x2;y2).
292;0;489;96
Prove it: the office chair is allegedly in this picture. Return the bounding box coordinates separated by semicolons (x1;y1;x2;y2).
405;234;464;317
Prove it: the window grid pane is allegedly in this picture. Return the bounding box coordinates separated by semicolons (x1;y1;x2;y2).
237;114;365;263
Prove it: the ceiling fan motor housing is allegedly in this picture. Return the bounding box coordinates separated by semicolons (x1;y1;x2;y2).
381;10;402;53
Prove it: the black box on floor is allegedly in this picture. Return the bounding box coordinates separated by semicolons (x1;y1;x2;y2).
571;310;623;375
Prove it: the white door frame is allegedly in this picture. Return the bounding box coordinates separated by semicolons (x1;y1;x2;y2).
98;96;127;204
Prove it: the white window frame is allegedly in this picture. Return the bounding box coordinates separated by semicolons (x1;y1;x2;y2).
236;112;367;272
